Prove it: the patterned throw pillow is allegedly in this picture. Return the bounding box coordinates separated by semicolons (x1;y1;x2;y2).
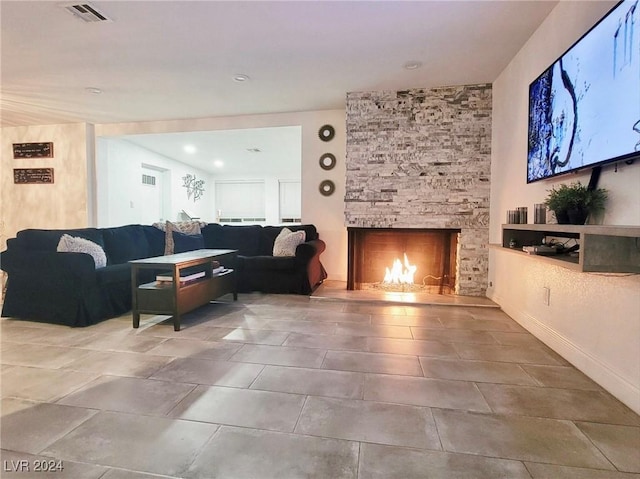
159;221;204;255
57;234;107;268
273;228;306;257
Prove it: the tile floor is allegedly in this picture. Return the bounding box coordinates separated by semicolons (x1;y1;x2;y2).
1;293;639;478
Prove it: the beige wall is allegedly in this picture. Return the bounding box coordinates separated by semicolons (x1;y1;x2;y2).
1;123;93;249
96;110;348;281
490;1;640;413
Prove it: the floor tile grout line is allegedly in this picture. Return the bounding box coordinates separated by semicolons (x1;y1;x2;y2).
291;394;310;434
163;382;203;418
181;421;225;477
429;406;446;453
32;406;101;456
569;420;621;472
522;462;537;479
472;381;497;414
360;372;367;400
245;364;268;389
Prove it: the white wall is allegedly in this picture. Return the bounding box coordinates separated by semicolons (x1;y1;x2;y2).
490;1;640;413
95;109;347;280
96;138;214;226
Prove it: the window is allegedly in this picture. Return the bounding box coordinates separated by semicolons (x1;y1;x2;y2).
279;180;301;223
215;180;265;222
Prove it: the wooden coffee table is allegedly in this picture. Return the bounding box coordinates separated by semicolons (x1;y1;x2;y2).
130;249;238;331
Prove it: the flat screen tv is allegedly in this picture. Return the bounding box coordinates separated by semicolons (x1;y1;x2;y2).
527;0;640;183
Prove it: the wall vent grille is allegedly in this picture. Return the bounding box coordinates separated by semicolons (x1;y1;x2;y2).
142;174;156;186
62;3;112;23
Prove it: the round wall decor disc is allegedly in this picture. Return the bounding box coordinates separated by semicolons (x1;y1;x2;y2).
318;125;335;142
319;153;336;170
319;180;335;196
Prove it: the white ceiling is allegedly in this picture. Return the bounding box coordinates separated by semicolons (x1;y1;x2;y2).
1;0;559;127
1;0;559;170
120;126;302;175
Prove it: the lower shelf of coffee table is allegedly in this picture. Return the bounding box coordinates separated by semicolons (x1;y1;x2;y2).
136;270;236;316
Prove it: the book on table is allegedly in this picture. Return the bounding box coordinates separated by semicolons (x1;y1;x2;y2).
156;261;224;283
156;270;205;283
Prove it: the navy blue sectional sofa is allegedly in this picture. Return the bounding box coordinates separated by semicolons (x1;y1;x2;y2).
0;224;326;327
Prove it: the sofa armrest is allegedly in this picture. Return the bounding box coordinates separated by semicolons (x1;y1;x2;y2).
295;239;326;265
295;239;328;293
1;249;98;285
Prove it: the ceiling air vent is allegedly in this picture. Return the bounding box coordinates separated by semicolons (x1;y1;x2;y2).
62;3;112;23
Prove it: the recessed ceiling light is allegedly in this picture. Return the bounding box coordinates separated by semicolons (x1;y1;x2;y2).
403;61;422;71
233;74;250;82
85;87;102;94
183;145;197;154
213;159;224;168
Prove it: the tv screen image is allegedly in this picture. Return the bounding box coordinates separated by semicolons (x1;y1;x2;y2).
527;0;640;183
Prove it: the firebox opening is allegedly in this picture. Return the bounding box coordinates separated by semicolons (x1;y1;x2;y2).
347;228;460;294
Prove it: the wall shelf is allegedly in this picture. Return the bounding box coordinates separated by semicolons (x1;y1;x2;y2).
498;224;640;273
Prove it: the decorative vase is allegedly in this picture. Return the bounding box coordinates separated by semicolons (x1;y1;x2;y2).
567;207;588;225
554;210;570;224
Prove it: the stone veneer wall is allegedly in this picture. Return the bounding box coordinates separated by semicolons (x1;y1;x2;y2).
345;84;492;296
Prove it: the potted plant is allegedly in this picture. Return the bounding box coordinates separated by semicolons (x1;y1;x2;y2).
544;181;608;224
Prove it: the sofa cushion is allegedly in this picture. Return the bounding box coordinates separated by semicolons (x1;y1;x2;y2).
95;263;131;285
273;228;306;256
57;234;107;268
102;225;152;265
17;228;105;252
202;224;262;256
242;255;297;271
143;226;166;257
201;223;224;248
173;231;205;253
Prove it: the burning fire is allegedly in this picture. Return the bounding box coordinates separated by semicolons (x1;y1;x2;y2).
383;253;417;285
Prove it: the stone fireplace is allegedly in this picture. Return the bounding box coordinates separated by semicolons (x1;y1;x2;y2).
344;84;492;296
347;227;460;294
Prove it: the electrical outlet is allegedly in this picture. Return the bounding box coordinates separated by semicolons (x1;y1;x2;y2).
542;287;550;306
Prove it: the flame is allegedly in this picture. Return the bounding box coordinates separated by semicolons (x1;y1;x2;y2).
383;253;417;285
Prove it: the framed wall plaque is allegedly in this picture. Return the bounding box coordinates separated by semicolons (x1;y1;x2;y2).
13;168;55;184
12;142;54;159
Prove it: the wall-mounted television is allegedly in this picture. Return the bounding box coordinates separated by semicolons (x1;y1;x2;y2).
527;0;640;183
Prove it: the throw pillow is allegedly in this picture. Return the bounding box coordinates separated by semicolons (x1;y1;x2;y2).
57;234;107;268
273;228;306;257
173;231;205;254
164;220;203;255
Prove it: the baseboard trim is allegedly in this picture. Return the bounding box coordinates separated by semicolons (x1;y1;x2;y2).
489;291;640;415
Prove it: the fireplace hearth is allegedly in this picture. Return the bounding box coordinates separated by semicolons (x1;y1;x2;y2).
347;228;460;294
